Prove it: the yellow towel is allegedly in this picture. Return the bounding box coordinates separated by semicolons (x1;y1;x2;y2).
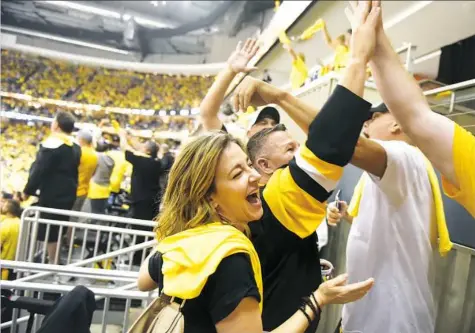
422;156;453;256
157;222;263;311
347;157;452;256
299;19;325;41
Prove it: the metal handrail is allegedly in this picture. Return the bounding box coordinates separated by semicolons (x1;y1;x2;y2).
0;280;157;299
16;239;157;282
16;206;157;264
20;206;157;228
423;78;475;96
22;217;155;237
1;260;139;280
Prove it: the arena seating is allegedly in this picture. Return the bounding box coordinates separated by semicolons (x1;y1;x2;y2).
1;49;214;111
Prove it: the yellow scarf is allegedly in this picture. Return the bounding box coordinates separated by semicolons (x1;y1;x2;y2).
157;222;263;311
348;157;452;256
45;132;73;146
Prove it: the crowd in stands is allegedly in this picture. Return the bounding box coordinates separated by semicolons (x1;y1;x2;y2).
1;97;196;132
0;121;49;195
1;49;214;110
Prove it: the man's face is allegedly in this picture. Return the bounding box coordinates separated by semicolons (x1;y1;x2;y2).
260;130;299;173
248;117;278;138
364;112;397;140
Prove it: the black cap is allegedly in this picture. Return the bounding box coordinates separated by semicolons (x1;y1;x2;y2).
367;103;389;120
255;106;280;125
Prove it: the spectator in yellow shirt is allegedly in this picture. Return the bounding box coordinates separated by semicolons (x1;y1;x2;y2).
73;130;98;212
1;199;22;280
322;23;351;72
283;43;309;90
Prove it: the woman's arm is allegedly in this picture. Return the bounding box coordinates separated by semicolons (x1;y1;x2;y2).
137;251;159;291
215;273;374;333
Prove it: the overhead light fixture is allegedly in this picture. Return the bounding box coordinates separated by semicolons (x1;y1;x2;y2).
1;25;130;55
150;1;159;6
42;1;172;28
135;17;170;28
41;1;121;19
162;1;167;5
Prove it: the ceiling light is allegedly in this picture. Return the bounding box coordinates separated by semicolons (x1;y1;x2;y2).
150;1;159;6
42;1;173;28
1;25;130;55
135;17;170;28
162;1;167;4
41;1;121;19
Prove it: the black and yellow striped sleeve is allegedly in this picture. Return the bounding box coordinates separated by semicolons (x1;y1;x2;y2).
264;85;372;238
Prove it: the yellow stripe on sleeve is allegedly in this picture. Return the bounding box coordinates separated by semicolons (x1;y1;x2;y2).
264;168;327;239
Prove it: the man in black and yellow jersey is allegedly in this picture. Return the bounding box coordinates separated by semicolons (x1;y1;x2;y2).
230;2;381;329
368;3;475;218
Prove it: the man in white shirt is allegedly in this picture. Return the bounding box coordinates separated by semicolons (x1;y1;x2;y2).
327;103;437;333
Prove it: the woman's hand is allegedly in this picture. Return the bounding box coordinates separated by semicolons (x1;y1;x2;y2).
314;273;374;306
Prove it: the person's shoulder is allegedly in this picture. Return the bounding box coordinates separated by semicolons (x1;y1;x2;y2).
41;136;65;149
375;139;421;159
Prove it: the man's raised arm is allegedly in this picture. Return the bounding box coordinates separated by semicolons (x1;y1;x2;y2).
368;5;457;185
199;38;259;130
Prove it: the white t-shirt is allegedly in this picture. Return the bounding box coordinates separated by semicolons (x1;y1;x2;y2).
342;140;436;333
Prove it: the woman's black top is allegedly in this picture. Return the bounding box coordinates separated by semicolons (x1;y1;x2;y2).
148;252;260;333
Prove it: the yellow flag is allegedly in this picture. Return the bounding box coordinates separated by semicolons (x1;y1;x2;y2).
299;19;324;41
278;31;291;45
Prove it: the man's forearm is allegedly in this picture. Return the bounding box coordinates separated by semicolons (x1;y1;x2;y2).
370;32;457;185
339;59;368;98
199;67;236;130
369;33;429;130
277;91;319;135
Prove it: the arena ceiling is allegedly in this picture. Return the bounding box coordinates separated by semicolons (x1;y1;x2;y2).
1;0;275;60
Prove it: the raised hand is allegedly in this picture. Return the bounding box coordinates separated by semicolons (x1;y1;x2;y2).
345;0;381;64
314;273;374;306
233;77;283;113
227;38;260;74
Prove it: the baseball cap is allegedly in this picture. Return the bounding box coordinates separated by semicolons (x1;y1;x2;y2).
367;103;389;120
246;106;281;131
